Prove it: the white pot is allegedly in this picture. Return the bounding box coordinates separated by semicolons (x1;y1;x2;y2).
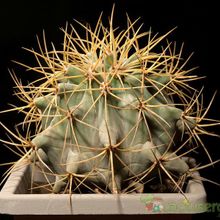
0;162;207;215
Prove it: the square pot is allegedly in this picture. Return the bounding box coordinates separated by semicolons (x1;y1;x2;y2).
0;161;207;216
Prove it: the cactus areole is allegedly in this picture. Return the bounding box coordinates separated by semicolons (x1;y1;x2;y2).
1;8;218;194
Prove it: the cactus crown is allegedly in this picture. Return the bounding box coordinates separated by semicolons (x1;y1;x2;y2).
0;8;219;194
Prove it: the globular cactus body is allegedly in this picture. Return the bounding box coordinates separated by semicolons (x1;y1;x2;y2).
2;9;218;194
29;37;192;193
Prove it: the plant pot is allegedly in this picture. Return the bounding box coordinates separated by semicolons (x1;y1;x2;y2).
0;160;207;220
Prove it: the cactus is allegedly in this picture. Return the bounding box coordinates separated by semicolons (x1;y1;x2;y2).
1;8;219;194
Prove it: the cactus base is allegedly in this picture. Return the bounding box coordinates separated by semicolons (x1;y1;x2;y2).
0;160;206;215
